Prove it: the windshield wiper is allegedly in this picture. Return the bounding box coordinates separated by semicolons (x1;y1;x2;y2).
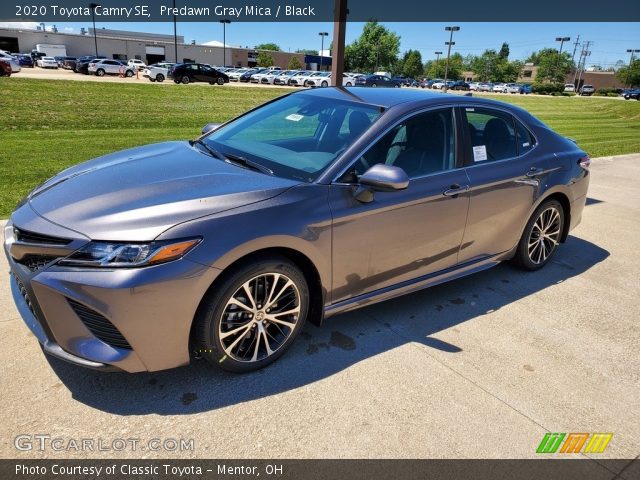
189;138;225;160
224;153;274;176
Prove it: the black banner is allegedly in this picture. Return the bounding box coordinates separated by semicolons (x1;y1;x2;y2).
1;0;639;22
1;459;638;480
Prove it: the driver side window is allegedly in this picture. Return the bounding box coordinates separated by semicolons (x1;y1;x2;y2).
348;108;456;179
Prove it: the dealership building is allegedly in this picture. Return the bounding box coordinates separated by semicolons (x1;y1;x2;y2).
0;26;310;68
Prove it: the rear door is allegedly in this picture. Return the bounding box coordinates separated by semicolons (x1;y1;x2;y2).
457;106;549;263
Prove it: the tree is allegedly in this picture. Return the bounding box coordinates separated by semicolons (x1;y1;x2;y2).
344;21;401;72
498;42;510;60
257;52;275;67
616;59;640;87
399;49;423;79
287;56;303;70
255;43;281;52
526;48;574;83
296;49;318;55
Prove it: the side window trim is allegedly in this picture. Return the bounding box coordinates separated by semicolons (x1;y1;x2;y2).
332;105;459;184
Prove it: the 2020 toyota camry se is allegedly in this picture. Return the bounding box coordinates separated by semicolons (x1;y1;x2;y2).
4;88;590;373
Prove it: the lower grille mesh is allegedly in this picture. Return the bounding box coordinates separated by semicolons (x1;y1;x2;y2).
67;299;132;350
19;255;60;272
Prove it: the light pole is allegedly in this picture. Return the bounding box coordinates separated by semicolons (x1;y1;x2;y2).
627;49;640;65
89;3;98;57
443;26;460;92
318;32;328;71
555;36;570;82
434;51;443;79
220;20;231;67
172;0;178;62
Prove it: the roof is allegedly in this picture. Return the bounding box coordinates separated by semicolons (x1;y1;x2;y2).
296;86;507;109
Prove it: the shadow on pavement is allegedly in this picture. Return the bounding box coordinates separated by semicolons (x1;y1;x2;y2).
48;235;608;415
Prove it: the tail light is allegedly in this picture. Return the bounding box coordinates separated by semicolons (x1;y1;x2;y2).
579;155;591;170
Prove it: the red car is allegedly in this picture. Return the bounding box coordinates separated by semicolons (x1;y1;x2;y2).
0;59;12;77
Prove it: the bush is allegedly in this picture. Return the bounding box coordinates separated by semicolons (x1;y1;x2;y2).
561;92;576;96
595;87;618;95
532;82;565;95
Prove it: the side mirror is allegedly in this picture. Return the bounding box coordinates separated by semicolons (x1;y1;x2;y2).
355;164;409;202
201;123;222;135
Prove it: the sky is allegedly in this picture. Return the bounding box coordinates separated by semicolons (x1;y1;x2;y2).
3;21;639;67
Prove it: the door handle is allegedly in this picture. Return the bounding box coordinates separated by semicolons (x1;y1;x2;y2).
525;167;545;178
443;184;469;197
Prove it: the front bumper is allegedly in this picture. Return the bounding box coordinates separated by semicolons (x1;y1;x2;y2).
5;214;222;373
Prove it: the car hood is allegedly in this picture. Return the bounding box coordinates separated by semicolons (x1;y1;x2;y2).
26;141;300;241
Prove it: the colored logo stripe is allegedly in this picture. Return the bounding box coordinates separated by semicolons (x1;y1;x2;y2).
560;433;589;453
584;433;613;454
537;433;565;453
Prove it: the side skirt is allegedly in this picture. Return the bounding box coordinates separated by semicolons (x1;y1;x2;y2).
324;254;507;319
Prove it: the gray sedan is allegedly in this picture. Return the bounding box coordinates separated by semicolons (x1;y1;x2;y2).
5;88;590;373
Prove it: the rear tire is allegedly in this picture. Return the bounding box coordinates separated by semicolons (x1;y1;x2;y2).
512;200;565;271
181;75;190;85
193;256;309;373
156;74;165;82
96;69;105;77
125;70;133;77
217;77;224;85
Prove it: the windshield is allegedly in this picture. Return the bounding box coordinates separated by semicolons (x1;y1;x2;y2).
203;93;384;182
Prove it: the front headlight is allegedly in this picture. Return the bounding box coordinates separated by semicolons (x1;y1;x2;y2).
57;238;201;268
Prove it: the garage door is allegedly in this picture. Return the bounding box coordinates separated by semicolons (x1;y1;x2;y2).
146;46;165;55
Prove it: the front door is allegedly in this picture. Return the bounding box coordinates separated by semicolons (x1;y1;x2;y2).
329;108;471;303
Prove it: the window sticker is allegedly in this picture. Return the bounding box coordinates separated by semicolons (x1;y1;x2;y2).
465;107;475;112
473;145;488;162
285;113;304;122
522;142;530;148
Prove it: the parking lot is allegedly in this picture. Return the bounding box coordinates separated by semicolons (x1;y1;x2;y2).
0;154;638;470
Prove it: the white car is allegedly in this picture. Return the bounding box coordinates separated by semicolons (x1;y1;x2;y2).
37;56;58;69
289;71;323;87
306;72;333;87
272;70;300;85
142;63;175;82
261;69;291;84
492;83;509;93
564;83;576;92
506;83;520;94
227;68;253;81
249;69;273;83
128;59;146;70
431;80;446;89
89;59;136;77
468;82;481;91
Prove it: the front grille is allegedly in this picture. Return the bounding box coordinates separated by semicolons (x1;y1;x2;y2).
18;255;60;272
67;299;132;350
14;227;71;245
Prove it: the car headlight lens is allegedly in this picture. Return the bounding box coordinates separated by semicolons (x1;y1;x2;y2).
58;238;201;268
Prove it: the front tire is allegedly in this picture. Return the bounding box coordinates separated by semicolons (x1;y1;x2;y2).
96;69;105;77
217;77;224;85
512;200;564;271
181;75;190;85
193;256;309;373
156;74;165;82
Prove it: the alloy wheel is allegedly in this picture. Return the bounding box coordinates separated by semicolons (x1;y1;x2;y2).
528;206;561;264
218;273;301;363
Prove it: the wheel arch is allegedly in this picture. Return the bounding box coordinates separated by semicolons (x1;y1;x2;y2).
190;247;326;351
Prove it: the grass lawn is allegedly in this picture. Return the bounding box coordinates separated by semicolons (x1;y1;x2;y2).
1;78;639;217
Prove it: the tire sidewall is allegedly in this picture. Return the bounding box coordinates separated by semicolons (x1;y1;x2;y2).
195;257;309;373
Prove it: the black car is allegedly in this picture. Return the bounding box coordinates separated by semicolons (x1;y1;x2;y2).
450;80;470;91
169;63;230;85
355;74;401;88
623;89;640;100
